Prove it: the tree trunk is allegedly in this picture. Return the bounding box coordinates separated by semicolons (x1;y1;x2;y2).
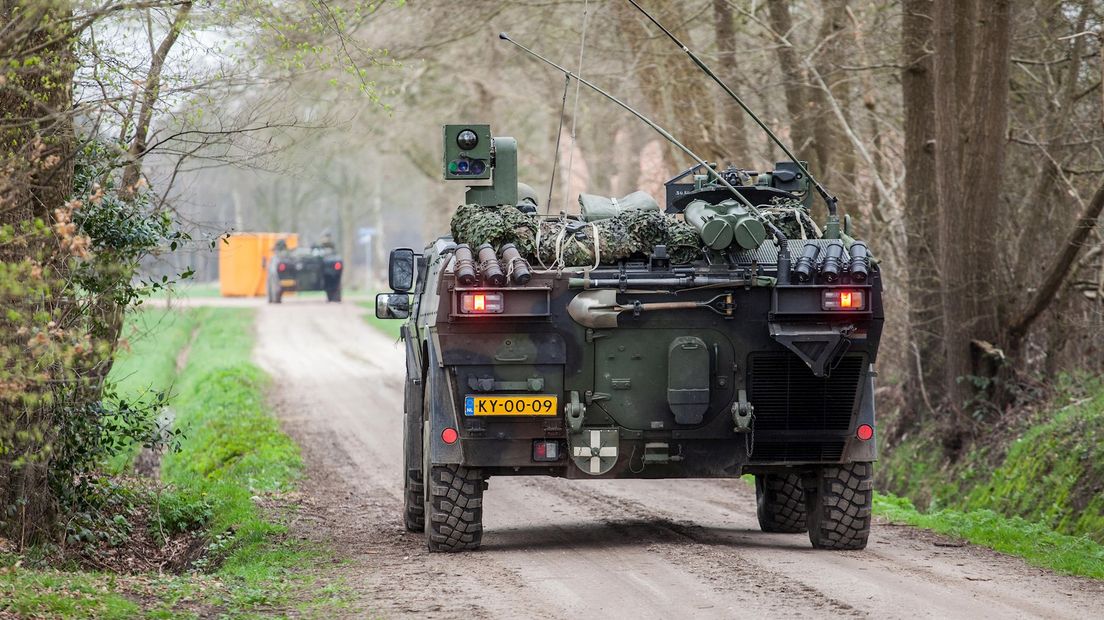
901;0;942;419
1007;176;1104;354
0;1;76;544
813;0;854;187
931;0;1012;413
614;2;725;174
766;0;819;173
711;0;750;160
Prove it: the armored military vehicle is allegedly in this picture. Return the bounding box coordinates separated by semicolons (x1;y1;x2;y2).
266;238;343;303
377;9;884;551
377;121;883;553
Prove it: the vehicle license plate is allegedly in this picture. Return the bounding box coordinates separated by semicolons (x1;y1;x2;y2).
464;395;558;416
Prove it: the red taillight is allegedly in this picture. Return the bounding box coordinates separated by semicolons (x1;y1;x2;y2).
333;261;342;271
441;427;459;444
856;424;874;441
533;440;560;462
277;263;286;273
460;291;504;314
822;289;865;311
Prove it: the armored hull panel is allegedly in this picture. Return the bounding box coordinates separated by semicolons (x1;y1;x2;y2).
415;239;883;480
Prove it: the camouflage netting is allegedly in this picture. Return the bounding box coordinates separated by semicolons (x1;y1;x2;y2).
758;197;823;240
451;204;702;266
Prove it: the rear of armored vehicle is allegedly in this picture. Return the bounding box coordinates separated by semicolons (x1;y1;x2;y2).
266;247;344;303
377;126;884;552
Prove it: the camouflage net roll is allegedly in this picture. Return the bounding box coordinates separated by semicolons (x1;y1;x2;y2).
758;197;822;240
451;204;702;267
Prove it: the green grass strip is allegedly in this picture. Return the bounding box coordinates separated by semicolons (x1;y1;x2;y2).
2;307;343;618
160;307;312;609
105;309;199;471
0;569;140;619
875;492;1104;579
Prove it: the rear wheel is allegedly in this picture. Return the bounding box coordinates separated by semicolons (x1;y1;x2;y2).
424;464;484;552
755;473;807;533
325;286;342;303
422;398;483;552
805;462;873;550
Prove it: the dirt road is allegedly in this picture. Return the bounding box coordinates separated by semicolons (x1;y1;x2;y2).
253;300;1104;619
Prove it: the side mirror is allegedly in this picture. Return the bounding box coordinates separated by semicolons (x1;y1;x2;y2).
389;248;415;292
375;292;411;320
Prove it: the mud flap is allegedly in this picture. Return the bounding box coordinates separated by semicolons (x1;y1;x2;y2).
402;323;424;478
845;365;878;462
426;342;464;465
768;322;854;378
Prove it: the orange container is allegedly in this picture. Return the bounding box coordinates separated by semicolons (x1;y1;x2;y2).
218;233;298;297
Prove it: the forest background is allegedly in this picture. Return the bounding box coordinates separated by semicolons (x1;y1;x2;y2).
2;0;1104;573
174;0;1104;444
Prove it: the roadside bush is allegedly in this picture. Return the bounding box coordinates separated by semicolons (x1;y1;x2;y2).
0;140;188;548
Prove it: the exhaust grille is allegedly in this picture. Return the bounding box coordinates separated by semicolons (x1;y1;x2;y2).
750;441;846;462
748;354;864;432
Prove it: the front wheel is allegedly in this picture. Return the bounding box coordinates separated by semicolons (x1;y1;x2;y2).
402;397;425;532
805;462;873;550
755;473;807;533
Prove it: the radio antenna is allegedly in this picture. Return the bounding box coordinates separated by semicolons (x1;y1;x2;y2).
499;33;762;218
499;32;793;273
624;0;839;222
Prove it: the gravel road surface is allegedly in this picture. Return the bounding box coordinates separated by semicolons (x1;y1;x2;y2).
251;299;1104;619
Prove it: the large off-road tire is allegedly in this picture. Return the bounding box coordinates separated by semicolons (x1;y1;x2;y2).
422;408;482;552
424;464;484;552
402;394;426;532
755;473;807;533
404;469;425;532
805;462;873;550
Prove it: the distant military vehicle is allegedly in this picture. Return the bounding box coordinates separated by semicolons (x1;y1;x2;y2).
266;237;343;303
376;18;883;553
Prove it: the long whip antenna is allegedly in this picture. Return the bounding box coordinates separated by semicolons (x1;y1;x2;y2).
623;0;838;218
560;0;591;214
546;75;570;213
498;32;764;219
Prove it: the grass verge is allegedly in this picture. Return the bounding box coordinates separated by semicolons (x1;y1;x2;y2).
143;281;222;300
105;309;199;472
160;307;311;611
874;492;1104;579
2;307;346;617
880;375;1104;547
